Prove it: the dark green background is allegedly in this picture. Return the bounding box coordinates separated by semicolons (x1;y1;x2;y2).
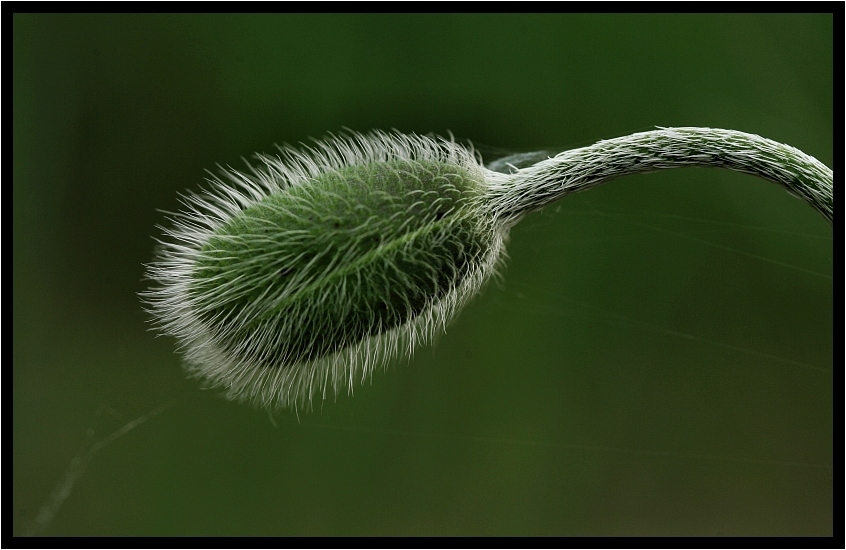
14;14;832;536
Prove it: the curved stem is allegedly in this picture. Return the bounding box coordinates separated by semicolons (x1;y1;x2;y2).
485;127;832;224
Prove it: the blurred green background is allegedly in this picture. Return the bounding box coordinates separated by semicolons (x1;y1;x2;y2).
14;14;832;536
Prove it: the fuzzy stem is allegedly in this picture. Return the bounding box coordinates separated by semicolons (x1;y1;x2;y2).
486;127;832;224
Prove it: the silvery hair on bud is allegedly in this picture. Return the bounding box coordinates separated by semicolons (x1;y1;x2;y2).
142;131;506;410
143;127;832;411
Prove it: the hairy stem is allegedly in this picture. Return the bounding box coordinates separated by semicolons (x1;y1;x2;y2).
486;127;832;224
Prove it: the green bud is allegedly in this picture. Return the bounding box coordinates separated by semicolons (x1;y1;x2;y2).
143;132;505;409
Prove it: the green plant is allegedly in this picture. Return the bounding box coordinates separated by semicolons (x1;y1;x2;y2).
141;127;832;410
